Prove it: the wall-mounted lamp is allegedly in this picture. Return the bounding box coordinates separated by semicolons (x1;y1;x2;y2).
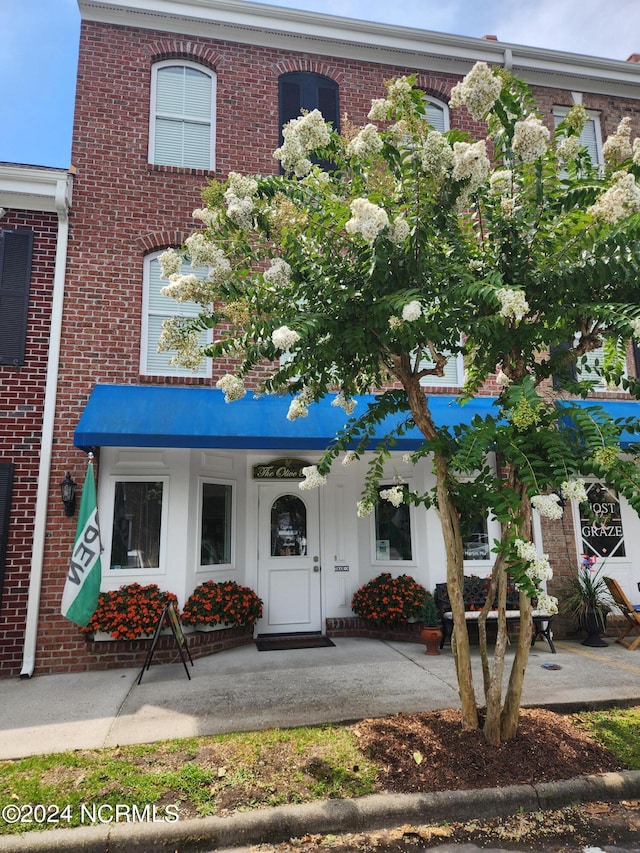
60;472;77;517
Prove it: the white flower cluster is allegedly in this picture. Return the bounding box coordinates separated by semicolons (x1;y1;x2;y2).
534;591;558;615
560;479;588;503
495;369;511;387
299;465;327;490
157;319;203;370
368;98;391;121
387;77;412;103
341;450;358;467
634;138;640;166
512;115;550;164
346;123;383;158
602;117;633;165
388;315;402;330
419;131;454;182
496;288;529;322
356;498;375;517
531;493;564;520
161;273;207;303
192;207;218;227
223;172;258;229
287;387;314;421
184;232;225;268
271;325;300;351
449;61;502;121
630;318;640;340
216;374;246;403
345;198;389;243
331;392;357;415
489;169;512;197
158;247;182;278
514;539;555;586
556;135;581;166
388;216;410;245
379;485;404;507
589;171;640;223
263;257;292;288
274;109;331;177
402;300;422;322
452;140;490;193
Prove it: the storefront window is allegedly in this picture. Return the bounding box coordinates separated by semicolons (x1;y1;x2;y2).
110;481;163;569
462;514;490;561
375;487;412;561
200;482;232;565
271;495;307;556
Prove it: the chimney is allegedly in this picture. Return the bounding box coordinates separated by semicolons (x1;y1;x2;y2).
483;35;498;41
626;53;640;62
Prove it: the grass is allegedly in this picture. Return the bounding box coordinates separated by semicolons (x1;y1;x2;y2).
0;707;638;835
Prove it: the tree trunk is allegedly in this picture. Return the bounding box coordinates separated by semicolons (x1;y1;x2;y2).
482;555;510;746
401;372;478;730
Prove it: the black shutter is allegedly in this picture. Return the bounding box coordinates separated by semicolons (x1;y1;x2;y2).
551;342;577;389
0;463;14;610
0;229;34;366
633;339;640;378
279;78;302;140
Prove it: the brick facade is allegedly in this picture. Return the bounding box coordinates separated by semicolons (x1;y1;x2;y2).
12;4;640;674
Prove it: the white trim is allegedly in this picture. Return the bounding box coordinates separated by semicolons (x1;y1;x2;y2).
19;171;73;679
0;165;73;213
78;0;640;98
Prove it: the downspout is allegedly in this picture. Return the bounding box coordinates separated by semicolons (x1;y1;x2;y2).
20;174;72;678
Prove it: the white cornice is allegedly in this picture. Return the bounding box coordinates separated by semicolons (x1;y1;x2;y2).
0;164;73;216
77;0;640;99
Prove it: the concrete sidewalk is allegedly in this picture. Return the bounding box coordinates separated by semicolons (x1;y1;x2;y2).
2;635;640;760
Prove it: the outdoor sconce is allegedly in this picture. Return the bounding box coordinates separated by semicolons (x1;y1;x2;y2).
60;472;77;517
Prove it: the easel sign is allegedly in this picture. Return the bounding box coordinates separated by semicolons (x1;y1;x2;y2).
137;602;194;684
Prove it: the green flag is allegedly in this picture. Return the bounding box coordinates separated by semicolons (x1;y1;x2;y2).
61;457;102;627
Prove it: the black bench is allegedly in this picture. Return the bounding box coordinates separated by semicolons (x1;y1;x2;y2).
434;576;555;653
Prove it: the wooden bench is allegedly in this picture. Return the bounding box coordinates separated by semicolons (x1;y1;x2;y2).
434;576;556;654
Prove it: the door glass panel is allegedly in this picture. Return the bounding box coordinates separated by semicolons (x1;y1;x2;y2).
271;495;307;556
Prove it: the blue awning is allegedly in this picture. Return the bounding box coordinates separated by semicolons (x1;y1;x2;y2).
73;384;500;451
559;399;640;449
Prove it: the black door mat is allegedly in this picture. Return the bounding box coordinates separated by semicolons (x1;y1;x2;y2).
255;634;335;651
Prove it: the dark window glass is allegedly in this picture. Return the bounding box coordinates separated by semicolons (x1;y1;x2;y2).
200;483;232;565
271;495;307;556
111;482;163;569
375;487;412;561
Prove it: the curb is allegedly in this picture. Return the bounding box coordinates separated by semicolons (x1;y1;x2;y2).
2;770;640;852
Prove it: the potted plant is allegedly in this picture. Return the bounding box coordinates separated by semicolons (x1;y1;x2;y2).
561;555;614;647
419;591;442;655
181;580;263;630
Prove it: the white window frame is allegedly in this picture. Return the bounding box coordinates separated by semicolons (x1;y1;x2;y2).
371;481;417;565
149;60;216;170
140;250;212;377
197;477;236;573
104;475;170;580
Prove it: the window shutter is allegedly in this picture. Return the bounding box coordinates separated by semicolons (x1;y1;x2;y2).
633;339;640;377
0;462;14;608
0;229;34;366
280;78;302;131
417;350;461;386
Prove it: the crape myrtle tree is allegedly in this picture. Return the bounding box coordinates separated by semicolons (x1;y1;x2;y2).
158;62;640;744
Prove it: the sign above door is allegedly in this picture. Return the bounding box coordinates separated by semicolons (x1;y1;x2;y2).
252;458;308;480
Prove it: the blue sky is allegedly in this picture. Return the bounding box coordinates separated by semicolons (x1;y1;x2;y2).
2;0;640;169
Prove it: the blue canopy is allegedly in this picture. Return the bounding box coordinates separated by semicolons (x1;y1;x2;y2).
73;384;500;451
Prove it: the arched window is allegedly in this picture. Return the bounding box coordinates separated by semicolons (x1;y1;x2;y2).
149;61;216;170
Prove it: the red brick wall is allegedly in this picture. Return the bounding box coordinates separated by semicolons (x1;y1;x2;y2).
33;18;640;672
0;209;59;677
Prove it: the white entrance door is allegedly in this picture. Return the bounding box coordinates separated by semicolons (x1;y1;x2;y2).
257;484;321;634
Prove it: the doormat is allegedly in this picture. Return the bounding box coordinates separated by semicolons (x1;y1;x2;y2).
255;634;335;651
